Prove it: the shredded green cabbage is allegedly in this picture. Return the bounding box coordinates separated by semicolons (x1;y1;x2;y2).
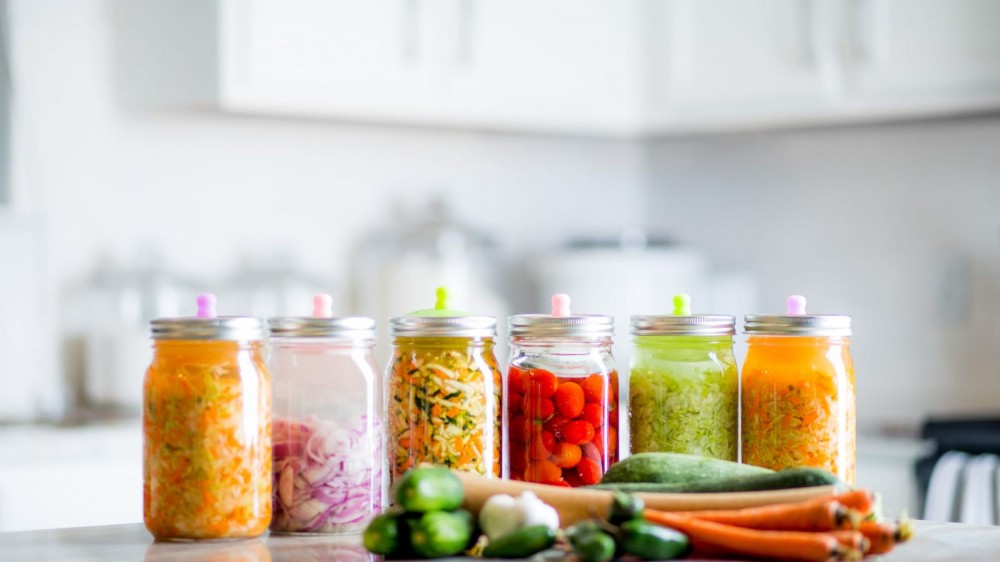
629;353;738;461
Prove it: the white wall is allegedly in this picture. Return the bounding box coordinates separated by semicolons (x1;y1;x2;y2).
646;118;1000;429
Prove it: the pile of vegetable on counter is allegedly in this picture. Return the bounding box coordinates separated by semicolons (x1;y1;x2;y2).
365;454;913;561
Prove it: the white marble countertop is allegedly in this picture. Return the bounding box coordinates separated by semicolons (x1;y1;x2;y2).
1;521;999;562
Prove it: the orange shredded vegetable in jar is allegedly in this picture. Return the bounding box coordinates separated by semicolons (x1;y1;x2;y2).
741;335;856;484
387;337;502;483
143;339;272;540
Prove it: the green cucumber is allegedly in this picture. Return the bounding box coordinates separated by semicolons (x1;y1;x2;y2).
363;510;418;558
394;466;464;512
409;510;475;558
568;527;616;562
591;467;842;493
601;452;772;484
619;520;689;560
482;525;557;558
607;492;645;525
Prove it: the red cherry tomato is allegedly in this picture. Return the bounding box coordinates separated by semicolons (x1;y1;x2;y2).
508;366;528;394
509;415;533;443
581;403;604;427
554;381;585;419
563;469;584;487
507;393;524;416
510;470;524;481
529;430;554;460
594;426;618;459
561;420;595;445
552;442;583;469
543;415;569;441
510;448;528;472
545;479;571;488
526;369;558;398
580;442;601;463
576;458;602;485
525;459;562;483
608;405;618;428
524;395;555;421
582;374;605;403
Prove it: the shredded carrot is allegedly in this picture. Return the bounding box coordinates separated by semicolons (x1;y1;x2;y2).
143;340;271;540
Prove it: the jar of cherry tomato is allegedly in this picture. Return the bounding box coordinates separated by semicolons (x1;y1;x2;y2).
505;294;618;487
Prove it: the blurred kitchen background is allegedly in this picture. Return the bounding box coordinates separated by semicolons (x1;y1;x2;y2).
0;0;998;531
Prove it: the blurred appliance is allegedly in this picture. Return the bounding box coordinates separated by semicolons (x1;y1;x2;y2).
351;196;508;359
917;417;1000;521
81;254;196;415
219;252;335;318
0;217;62;422
530;231;758;366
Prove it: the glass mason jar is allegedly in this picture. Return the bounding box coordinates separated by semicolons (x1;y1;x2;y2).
267;312;382;535
505;312;618;486
629;314;738;461
143;308;271;540
741;298;855;483
386;316;502;484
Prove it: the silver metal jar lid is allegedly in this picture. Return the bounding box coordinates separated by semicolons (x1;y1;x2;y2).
390;316;497;338
268;316;375;339
150;317;264;341
744;314;852;336
631;315;736;336
508;314;615;338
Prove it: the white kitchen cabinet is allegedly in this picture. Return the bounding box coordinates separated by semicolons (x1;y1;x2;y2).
433;1;644;134
216;0;1000;135
219;0;434;123
847;0;1000;116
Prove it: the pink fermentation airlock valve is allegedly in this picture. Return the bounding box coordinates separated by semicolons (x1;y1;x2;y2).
196;293;217;319
312;293;334;318
786;294;807;315
550;293;572;317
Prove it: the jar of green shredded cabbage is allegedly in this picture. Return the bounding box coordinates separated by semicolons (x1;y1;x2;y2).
628;310;738;461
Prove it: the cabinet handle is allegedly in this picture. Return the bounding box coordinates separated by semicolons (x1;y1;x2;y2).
851;0;890;66
802;0;847;97
457;0;475;68
403;0;421;63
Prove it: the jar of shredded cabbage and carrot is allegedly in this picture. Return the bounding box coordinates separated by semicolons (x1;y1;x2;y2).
143;295;271;541
629;298;738;461
386;294;502;485
741;296;855;484
504;294;619;487
267;295;382;535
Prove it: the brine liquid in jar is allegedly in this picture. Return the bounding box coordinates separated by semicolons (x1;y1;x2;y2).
143;294;272;541
505;294;618;487
741;295;856;484
385;288;502;485
268;295;383;535
629;294;738;461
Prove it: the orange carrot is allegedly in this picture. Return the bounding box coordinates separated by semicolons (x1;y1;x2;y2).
644;510;849;562
859;519;913;555
675;498;857;532
830;530;869;554
831;489;875;517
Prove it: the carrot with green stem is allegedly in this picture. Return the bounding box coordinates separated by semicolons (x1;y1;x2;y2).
673;498;858;531
829;489;875;518
643;510;854;562
860;518;914;555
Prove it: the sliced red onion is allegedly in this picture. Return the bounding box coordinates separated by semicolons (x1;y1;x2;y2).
271;415;382;534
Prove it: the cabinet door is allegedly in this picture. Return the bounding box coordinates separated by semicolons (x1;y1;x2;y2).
848;0;1000;109
432;0;645;135
219;0;433;122
646;0;844;130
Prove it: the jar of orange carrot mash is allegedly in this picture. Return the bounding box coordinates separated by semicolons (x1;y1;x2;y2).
143;294;271;540
386;288;502;486
741;295;855;484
